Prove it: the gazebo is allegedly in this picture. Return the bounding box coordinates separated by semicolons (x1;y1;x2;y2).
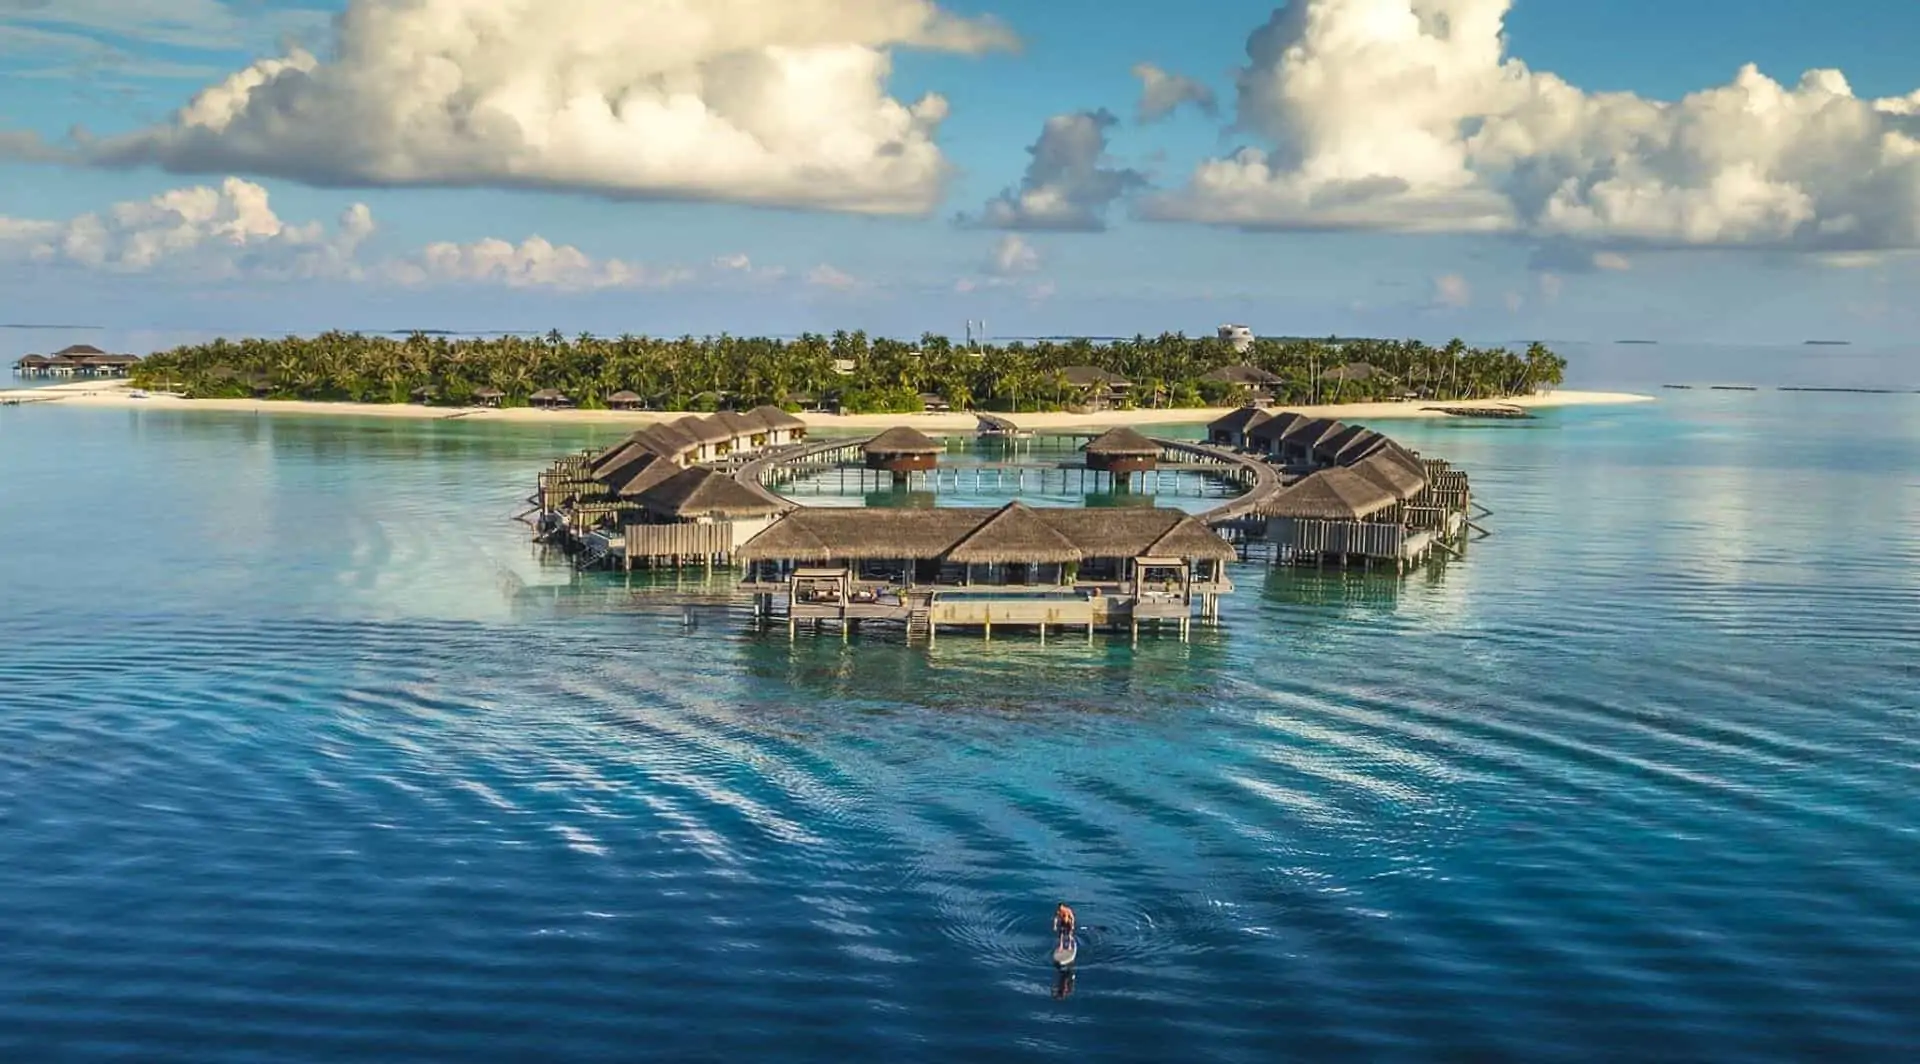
529;388;573;409
607;390;643;411
472;387;505;408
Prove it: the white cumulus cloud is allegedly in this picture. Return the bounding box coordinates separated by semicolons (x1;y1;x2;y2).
0;176;696;290
0;176;372;279
387;237;689;291
1147;0;1920;251
961;109;1146;231
986;234;1040;274
1133;62;1218;123
72;0;1013;215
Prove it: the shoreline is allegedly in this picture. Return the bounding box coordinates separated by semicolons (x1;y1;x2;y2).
6;380;1655;430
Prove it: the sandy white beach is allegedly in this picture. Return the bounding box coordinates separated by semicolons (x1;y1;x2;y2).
6;379;1653;430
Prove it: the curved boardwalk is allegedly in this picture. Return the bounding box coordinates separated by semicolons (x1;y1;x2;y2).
733;435;878;506
733;431;1277;526
1154;439;1283;526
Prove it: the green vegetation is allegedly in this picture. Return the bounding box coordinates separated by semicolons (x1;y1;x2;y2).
133;330;1568;412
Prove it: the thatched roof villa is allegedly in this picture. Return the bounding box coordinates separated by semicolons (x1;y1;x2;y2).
529;388;573;409
607;390;643;410
1083;426;1161;475
863;426;944;473
13;346;141;377
637;467;787;522
737;501;1235;637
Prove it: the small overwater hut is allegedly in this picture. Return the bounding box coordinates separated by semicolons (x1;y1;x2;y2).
864;426;944;476
1083;426;1161;476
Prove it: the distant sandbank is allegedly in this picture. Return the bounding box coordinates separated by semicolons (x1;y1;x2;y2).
7;380;1654;430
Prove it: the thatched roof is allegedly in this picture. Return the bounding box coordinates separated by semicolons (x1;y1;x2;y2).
472;386;505;399
1314;423;1374;460
606;452;681;498
1338;432;1393;464
1370;442;1428;482
15;354;52;366
1058;365;1129;388
947;503;1083;564
1287;418;1349;451
1083;426;1159;457
54;344;106;357
1208;407;1272;435
1201;364;1282;386
638;467;785;519
608;390;642;403
1246;410;1308;444
530;388;568;400
1146;514;1240;561
1321;361;1382;383
739;509;984;562
707;410;761;436
739;505;1235;564
641;421;701;455
863;426;943;455
675;415;732;445
1348;453;1427;500
1262;468;1397;521
749;404;807;431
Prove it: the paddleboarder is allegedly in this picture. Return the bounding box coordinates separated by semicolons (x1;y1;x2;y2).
1053;902;1077;954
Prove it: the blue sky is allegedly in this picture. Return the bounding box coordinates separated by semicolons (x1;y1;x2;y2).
4;0;1920;350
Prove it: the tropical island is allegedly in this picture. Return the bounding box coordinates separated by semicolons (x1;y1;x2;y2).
122;329;1569;414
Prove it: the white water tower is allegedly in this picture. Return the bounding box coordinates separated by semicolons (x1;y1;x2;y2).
1218;324;1254;355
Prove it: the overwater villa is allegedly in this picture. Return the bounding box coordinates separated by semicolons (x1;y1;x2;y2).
1205;408;1470;569
1082;426;1160;477
863;426;945;476
528;407;1478;641
738;502;1235;640
12;346;141;378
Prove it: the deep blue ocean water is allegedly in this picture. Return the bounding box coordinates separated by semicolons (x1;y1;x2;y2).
2;393;1918;1062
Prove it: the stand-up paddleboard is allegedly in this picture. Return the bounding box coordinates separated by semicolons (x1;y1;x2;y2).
1052;936;1078;968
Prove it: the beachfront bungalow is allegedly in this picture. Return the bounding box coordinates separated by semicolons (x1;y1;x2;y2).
918;393;952;413
1201;364;1282;405
607;390;643;411
738;502;1236;637
1056;366;1131;410
1083;426;1160;476
864;426;944;475
529;388;573;410
472;387;505;407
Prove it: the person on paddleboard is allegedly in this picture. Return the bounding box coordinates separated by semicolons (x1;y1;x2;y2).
1053;902;1077;951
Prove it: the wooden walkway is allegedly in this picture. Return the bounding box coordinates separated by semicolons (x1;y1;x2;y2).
729;432;1279;525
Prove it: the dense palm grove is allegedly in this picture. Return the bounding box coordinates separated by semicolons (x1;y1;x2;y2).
132;330;1568;413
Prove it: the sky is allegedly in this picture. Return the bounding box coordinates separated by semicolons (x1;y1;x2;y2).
4;0;1920;353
